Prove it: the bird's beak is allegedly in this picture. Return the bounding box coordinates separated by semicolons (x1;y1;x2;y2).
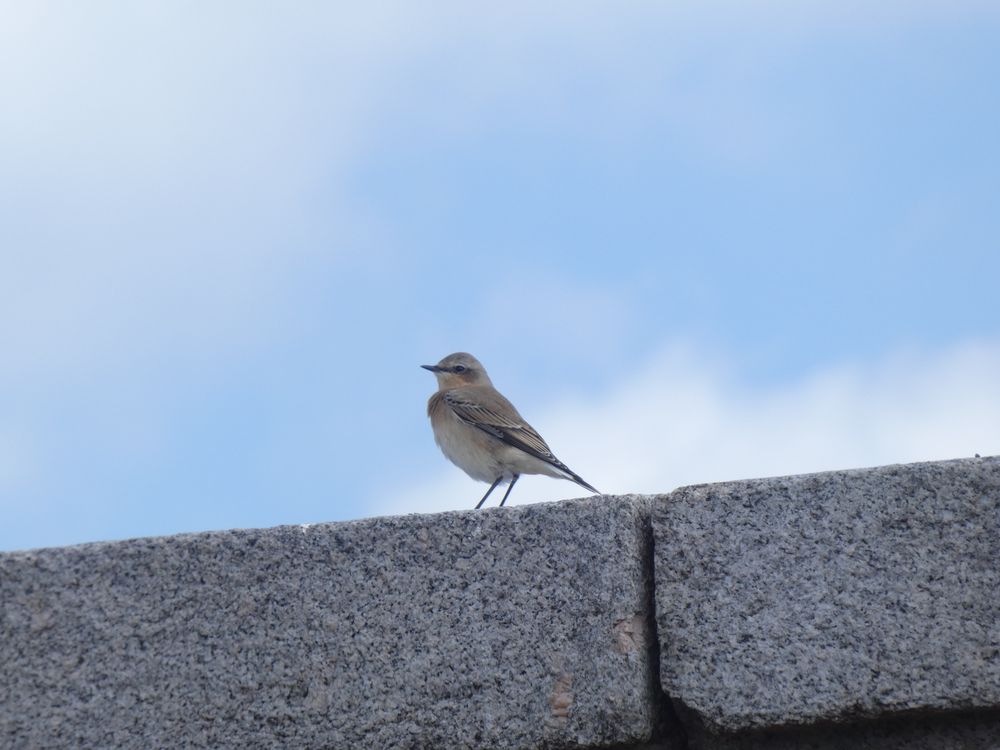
421;364;441;373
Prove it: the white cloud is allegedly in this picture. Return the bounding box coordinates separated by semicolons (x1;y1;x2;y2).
0;5;415;382
375;340;1000;516
4;0;996;383
2;1;997;516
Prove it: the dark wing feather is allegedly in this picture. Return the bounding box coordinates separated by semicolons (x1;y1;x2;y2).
442;390;558;465
442;387;601;495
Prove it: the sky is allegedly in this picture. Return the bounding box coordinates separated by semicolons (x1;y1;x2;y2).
2;2;999;551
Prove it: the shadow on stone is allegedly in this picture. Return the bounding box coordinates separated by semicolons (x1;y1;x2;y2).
677;706;1000;750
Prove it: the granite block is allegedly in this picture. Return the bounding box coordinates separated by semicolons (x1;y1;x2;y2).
652;456;1000;735
1;496;658;749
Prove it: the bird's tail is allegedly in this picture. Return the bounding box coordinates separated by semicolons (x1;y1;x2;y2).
544;455;601;495
566;470;601;496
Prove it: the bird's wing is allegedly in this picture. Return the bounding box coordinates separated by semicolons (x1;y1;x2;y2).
442;387;602;495
442;388;557;464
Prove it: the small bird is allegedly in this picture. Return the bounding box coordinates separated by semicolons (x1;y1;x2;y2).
422;352;600;509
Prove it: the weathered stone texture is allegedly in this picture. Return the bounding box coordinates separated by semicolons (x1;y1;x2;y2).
5;455;999;749
1;497;658;749
653;456;1000;737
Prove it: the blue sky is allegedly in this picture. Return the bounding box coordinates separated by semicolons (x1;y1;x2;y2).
2;2;999;550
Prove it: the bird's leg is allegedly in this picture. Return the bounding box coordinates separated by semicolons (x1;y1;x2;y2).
498;474;520;507
475;476;504;509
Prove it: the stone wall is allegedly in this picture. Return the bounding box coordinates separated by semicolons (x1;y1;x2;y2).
2;456;998;749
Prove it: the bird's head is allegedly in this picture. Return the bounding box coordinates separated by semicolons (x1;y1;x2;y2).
422;352;492;389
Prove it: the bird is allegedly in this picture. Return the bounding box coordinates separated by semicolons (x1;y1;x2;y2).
422;352;600;509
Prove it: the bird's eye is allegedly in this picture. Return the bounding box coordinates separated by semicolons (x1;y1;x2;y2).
453;365;467;373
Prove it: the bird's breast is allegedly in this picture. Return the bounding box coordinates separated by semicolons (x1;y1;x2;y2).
427;393;502;483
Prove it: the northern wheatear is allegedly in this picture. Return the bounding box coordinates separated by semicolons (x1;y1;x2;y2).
422;352;600;509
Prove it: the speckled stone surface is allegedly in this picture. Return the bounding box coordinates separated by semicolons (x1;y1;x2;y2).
0;496;658;750
653;456;1000;736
